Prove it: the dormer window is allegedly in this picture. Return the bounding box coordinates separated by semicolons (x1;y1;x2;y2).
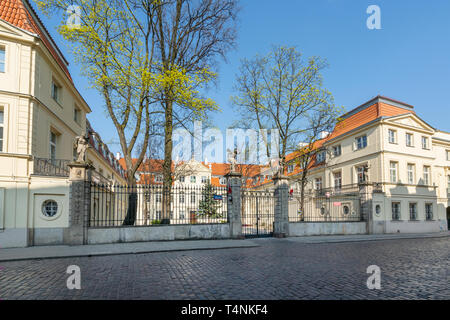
316;151;325;163
287;164;294;173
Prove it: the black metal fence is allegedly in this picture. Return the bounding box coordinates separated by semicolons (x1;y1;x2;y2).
89;182;228;227
289;188;363;222
241;190;275;237
33;158;70;177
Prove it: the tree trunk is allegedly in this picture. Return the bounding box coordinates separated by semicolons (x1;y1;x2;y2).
123;173;138;225
162;100;174;224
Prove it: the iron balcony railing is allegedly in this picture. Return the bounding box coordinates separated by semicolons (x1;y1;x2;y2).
33;157;70;177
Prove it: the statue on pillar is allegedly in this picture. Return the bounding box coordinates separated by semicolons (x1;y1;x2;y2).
227;147;239;173
74;134;89;163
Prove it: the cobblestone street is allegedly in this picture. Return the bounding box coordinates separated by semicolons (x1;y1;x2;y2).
0;237;448;300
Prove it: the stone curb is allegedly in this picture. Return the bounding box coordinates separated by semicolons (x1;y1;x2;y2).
0;241;259;262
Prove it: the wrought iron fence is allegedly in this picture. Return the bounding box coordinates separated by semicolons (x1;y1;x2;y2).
33;157;70;177
89;182;228;227
241;190;275;237
289;189;363;222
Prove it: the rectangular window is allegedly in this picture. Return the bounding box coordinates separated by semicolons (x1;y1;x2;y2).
392;202;400;220
409;203;417;220
51;80;61;103
448;175;450;189
390;162;398;183
179;176;185;183
314;178;322;190
423;166;430;185
74;106;81;124
155;174;163;183
50;131;57;162
190;176;196;184
179;192;185;203
407;164;415;184
333;171;342;190
425;203;433;221
190;193;196;204
357;165;368;183
287;164;294;173
220;177;227;185
446;150;450;161
355;135;367;150
332;145;342;157
0;109;3;152
388;129;396;144
201;176;207;183
406;133;413;147
316;151;325;163
156;194;161;203
422;136;429;150
0;46;5;73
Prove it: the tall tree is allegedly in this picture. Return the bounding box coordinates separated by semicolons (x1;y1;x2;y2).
232;46;338;163
150;0;239;223
290;106;342;217
37;0;159;225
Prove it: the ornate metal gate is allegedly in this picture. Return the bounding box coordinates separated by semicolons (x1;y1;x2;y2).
241;190;275;238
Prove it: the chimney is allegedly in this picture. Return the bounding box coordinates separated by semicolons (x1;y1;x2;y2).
319;131;330;139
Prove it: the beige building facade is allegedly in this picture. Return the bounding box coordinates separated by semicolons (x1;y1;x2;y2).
283;96;450;233
0;0;125;248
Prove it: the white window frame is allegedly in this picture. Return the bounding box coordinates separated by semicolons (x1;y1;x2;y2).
0;45;5;73
425;203;433;221
446;150;450;161
287;164;294;173
406;133;413;147
51;79;61;103
392;202;401;220
155;174;163;183
219;177;227;185
0;108;4;152
314;178;322;190
50;131;57;162
421;136;429;150
423;166;431;185
332;145;341;157
409;202;417;221
407;164;415;185
388;129;396;144
179;176;185;183
190;176;196;184
333;171;342;190
74;105;81;124
201;176;207;183
355;135;367;150
356;165;367;184
389;162;398;183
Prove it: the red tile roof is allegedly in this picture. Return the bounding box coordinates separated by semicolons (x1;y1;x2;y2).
0;0;72;82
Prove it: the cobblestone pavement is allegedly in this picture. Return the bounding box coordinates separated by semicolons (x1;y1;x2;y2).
0;237;448;300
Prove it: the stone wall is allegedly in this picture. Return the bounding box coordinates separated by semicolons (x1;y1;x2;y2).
87;224;231;245
289;222;367;237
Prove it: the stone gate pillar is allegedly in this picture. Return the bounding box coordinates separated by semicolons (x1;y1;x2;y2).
359;182;374;234
226;172;244;239
64;163;93;245
273;174;289;238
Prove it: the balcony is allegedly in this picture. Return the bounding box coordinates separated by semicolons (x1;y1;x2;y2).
33;158;70;177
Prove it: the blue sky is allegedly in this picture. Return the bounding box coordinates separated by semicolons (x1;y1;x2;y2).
32;0;450;156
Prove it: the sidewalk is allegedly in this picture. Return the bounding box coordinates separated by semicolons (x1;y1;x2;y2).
280;231;450;244
0;239;259;262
